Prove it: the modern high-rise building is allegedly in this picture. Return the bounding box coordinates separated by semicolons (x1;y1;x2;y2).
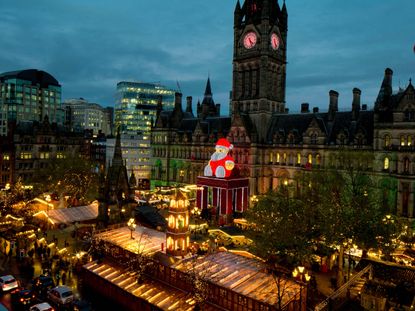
64;98;112;136
0;69;64;135
113;82;175;182
114;82;175;135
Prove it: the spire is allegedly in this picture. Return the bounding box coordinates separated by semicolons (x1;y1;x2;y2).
235;0;241;13
204;77;212;97
112;127;123;166
129;171;137;188
375;68;393;109
280;0;288;31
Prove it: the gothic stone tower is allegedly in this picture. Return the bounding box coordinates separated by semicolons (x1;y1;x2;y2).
232;0;287;142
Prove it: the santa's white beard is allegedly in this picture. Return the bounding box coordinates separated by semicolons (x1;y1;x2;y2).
211;152;227;161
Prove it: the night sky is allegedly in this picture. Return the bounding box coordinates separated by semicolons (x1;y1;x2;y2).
1;0;414;114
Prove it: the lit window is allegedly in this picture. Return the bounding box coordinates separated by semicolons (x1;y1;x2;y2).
400;136;405;146
308;154;312;164
276;153;280;163
269;152;273;163
297;153;301;165
40;152;50;159
3;154;10;161
316;154;321;165
408;136;412;146
383;157;389;170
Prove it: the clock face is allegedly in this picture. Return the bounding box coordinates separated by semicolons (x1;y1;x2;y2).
271;33;280;50
243;32;257;49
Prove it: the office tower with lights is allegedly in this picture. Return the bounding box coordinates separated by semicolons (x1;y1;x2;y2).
64;98;112;136
114;82;175;181
114;82;175;135
0;69;64;135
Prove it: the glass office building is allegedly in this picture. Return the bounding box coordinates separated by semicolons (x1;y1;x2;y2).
114;82;175;179
0;69;64;135
115;82;175;135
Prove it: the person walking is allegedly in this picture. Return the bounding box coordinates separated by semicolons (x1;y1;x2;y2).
61;272;67;285
55;271;60;285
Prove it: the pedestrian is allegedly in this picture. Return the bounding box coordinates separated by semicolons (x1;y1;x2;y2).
47;247;51;258
61;272;67;285
55;271;60;285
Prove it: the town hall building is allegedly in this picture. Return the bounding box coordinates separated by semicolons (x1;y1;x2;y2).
151;0;415;219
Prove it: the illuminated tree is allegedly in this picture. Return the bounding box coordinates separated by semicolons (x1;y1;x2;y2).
0;177;28;215
30;155;99;205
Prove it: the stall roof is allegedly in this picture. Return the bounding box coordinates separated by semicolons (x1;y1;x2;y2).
95;226;166;256
35;202;98;225
83;261;199;311
174;252;300;307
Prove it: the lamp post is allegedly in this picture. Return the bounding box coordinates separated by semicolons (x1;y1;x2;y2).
127;218;136;239
292;266;311;311
191;206;201;238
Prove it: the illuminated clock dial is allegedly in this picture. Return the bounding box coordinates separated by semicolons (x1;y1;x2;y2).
271;33;280;50
243;32;257;49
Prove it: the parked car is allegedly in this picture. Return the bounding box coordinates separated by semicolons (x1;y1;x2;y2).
47;286;73;305
32;275;55;298
11;289;36;308
0;274;19;292
30;302;55;311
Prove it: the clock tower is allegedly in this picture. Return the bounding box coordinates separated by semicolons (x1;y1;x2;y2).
232;0;287;142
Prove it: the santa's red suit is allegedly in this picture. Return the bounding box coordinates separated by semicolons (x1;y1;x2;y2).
209;155;234;178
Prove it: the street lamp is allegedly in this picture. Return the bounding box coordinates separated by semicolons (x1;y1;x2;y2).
191;207;201;238
127;218;136;239
292;266;311;310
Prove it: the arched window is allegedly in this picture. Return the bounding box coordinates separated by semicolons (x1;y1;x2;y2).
384;135;391;148
269;152;273;163
283;153;287;164
383;157;389;170
307;154;313;164
403;157;410;173
311;133;318;144
408;136;412;147
400;135;405;146
316;154;321;166
297;153;301;165
276;153;280;163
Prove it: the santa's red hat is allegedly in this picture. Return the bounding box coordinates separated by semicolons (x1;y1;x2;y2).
216;138;233;150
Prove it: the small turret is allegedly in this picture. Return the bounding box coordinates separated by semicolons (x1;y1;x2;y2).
328;90;339;121
234;0;242;26
352;88;361;121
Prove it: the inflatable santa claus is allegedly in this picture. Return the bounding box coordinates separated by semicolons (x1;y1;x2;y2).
204;138;235;178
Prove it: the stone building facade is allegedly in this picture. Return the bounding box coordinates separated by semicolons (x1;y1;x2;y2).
151;0;415;219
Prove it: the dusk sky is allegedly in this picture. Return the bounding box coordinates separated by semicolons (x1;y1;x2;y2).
1;0;414;114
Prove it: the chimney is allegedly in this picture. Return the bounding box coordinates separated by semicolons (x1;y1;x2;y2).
174;92;182;111
313;107;319;113
285;108;289;113
186;96;193;113
301;103;310;113
328;90;339;121
362;104;367;111
352;88;361;120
